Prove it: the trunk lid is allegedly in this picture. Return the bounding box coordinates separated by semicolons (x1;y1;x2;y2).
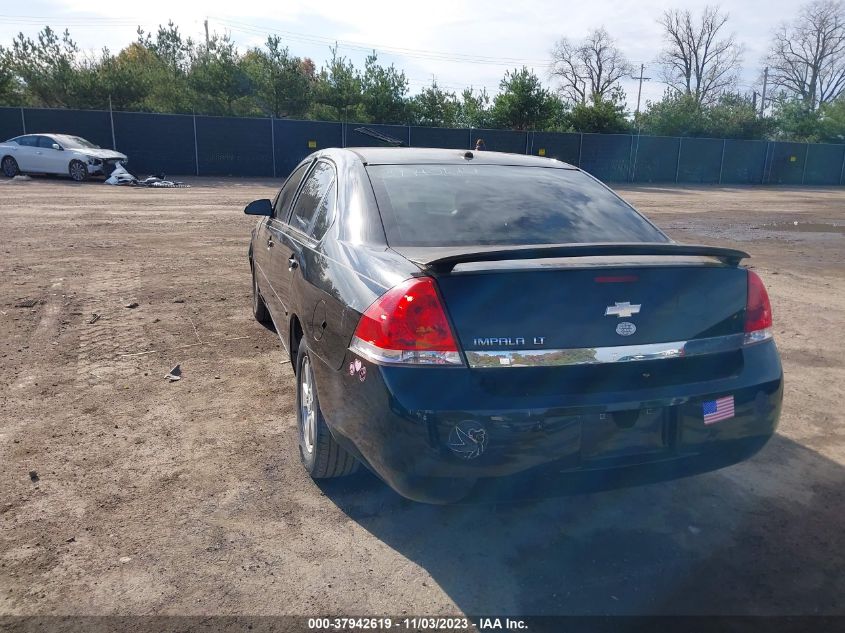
434;262;747;352
392;246;749;354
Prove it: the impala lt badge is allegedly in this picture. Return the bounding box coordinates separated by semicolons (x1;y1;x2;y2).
605;301;641;318
473;336;546;347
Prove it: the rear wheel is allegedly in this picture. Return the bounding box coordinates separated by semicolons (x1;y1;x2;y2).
252;265;272;325
296;340;359;479
68;160;88;182
1;156;18;178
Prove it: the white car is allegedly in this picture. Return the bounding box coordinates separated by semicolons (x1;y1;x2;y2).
0;133;128;181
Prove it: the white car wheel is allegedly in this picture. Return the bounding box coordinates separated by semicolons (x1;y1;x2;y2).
68;160;88;182
2;156;19;178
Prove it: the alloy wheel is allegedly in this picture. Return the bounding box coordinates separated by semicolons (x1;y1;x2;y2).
2;157;17;177
299;355;316;455
69;161;87;182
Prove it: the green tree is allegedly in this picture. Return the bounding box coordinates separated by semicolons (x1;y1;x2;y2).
456;87;492;128
132;24;196;112
137;22;193;75
568;91;632;134
817;97;845;142
361;52;408;124
491;67;558;130
638;91;709;136
639;91;773;139
68;46;153;111
188;33;254;115
8;26;81;107
410;81;460;126
313;45;364;121
243;36;315;118
705;93;772;139
0;46;23;105
770;95;822;141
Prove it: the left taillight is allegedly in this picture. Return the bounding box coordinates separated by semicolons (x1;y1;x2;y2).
349;277;463;365
744;270;773;344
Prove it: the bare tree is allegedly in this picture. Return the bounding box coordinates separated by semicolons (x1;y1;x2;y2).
658;6;742;105
550;28;631;104
768;0;845;109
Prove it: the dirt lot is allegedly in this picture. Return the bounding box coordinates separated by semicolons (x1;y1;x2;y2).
1;178;843;618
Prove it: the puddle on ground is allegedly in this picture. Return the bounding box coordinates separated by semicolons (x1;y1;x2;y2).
756;222;845;234
660;219;845;242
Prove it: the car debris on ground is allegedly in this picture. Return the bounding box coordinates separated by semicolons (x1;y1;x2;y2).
165;364;182;382
105;162;190;188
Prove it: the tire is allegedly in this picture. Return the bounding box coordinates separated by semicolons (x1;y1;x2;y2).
1;156;18;178
296;340;359;479
68;160;88;182
252;265;272;325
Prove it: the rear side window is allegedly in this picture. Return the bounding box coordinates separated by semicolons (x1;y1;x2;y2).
289;161;335;236
310;180;336;241
273;162;310;220
366;165;667;247
14;136;38;147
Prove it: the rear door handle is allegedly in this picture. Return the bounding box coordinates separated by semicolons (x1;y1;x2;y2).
288;255;298;270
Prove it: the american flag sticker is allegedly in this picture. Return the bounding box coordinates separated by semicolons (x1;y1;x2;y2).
703;395;735;425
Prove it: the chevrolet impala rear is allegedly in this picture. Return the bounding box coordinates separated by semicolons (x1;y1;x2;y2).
249;148;783;504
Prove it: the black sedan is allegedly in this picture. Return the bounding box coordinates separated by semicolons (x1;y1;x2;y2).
245;147;783;503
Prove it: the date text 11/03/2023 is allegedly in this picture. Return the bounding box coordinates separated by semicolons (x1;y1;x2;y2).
306;617;528;630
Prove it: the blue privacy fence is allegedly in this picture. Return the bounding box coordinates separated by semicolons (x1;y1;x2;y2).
2;106;844;185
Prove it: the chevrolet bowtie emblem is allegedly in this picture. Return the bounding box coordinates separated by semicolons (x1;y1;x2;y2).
605;301;641;318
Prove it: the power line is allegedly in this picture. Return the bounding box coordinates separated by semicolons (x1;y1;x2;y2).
1;13;653;70
212;17;557;67
0;11;657;102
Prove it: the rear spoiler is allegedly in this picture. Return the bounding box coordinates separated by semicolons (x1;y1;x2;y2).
412;243;749;273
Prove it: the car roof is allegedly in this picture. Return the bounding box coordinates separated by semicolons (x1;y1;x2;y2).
13;133;73;140
342;146;576;169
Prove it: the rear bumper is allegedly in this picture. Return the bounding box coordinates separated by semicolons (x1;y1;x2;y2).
315;340;783;503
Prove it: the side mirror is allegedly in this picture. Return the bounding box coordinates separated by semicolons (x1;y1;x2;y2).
244;199;273;216
52;143;62;151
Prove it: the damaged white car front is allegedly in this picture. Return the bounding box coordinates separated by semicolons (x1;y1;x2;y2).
0;133;128;181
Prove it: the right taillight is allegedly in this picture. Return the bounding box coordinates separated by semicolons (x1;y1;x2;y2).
349;277;463;365
744;270;773;344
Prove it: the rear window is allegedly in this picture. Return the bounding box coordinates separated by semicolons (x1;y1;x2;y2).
366;165;667;246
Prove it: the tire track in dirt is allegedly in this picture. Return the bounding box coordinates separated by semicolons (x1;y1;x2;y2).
75;266;149;390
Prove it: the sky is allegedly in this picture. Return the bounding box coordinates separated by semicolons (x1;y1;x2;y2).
0;0;798;111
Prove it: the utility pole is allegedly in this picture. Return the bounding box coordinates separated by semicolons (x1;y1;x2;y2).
634;63;651;118
108;94;116;150
204;19;210;48
752;90;758;112
760;66;769;117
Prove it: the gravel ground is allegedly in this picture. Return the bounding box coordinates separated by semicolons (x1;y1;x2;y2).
1;177;843;617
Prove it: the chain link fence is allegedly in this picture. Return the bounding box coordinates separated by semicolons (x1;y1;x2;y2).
2;106;844;185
